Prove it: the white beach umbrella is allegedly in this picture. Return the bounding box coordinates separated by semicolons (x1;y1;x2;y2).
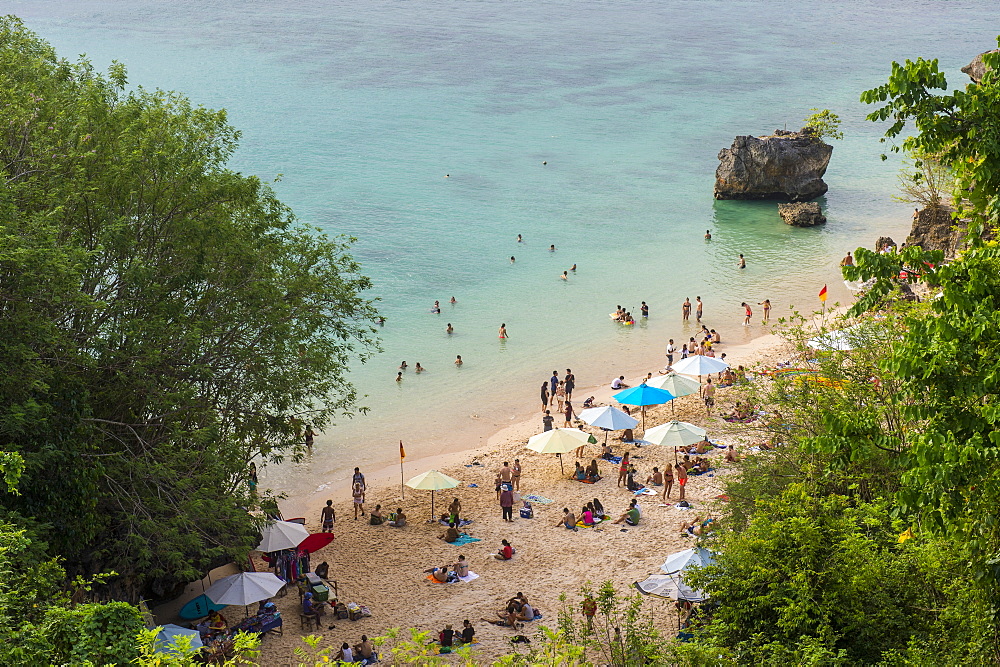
256;520;309;552
646;373;702;413
406;469;461;521
646;373;701;397
644;420;707;448
155;624;204;654
578;407;638;444
670;355;730;378
660;547;716;574
204;572;285;607
526;428;590;474
633;573;706;602
807;322;868;351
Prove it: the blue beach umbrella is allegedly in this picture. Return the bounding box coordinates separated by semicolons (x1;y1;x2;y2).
613;384;676;430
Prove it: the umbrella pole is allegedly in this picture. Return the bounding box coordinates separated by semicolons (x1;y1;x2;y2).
431;490;435;522
557;453;564;475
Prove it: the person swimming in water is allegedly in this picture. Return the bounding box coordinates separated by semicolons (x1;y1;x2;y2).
561;271;568;280
455;355;463;366
570;264;577;271
432;300;441;313
399;361;408;370
498;323;508;339
517;234;523;243
396;371;403;382
447;323;454;334
705;229;712;240
450;296;457;303
510;256;515;263
416;363;425;373
549;244;556;251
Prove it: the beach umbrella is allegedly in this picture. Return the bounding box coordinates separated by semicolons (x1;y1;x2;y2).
204;572;285;608
178;593;227;620
578;406;639;444
613;384;675;430
646;373;701;413
660;547;716;574
297;532;335;554
807;322;867;351
526;428;591;474
256;520;309;552
644;420;707;449
633;573;706;602
670;355;729;379
155;624;204;654
406;469;461;520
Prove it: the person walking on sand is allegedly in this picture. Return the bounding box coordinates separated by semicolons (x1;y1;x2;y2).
701;378;716;416
582;595;598;632
549;371;559;403
617;451;631;487
663;464;674;500
682;298;691;321
758;299;771;323
737;253;746;269
695;297;703;322
321;499;336;532
512;459;522;491
675;462;688;500
540;382;549;412
352;481;366;520
353;467;366;491
542;409;554;431
563;400;576;427
500;484;514;522
498;323;508;339
741;302;752;326
499;461;513;486
564;369;576;400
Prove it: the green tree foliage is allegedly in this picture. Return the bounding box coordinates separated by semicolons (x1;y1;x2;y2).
861;37;1000;229
0;16;379;598
802;108;843;141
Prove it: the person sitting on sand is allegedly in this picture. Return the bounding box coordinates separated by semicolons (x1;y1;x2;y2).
580;504;595;526
369;504;384;526
454;554;470;578
601;443;614;460
573;461;586;481
337;643;354;663
694;438;713;454
484;604;521;629
431;564;451;583
356;635;376;664
586;459;601;481
555;508;577;531
440;524;460;542
387;508;407;527
592;498;606;520
613;501;641;526
495;539;515;560
646;467;663;486
725;445;740;463
439;623;455;648
679;513;714;537
460;619;475;644
582;396;596;408
514;598;535;621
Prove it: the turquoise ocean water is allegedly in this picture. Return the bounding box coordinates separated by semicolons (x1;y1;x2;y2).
8;1;995;507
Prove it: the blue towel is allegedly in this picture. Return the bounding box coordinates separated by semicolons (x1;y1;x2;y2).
452;533;482;546
605;455;623;464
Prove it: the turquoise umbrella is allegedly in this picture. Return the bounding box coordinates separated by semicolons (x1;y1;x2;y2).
613;383;675;430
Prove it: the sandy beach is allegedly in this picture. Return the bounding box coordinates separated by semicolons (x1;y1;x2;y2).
204;329;801;664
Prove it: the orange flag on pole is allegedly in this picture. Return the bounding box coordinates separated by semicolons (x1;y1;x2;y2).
818;284;828;302
399;441;406;460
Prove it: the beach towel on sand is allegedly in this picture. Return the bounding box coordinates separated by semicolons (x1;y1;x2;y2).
633;487;658;496
522;494;553;505
451;533;481;546
427;571;479;584
575;517;609;528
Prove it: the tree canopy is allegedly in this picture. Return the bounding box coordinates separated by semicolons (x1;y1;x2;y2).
0;16;379;599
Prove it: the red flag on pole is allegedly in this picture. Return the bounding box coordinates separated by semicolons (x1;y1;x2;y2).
818;284;828;302
399;441;406;460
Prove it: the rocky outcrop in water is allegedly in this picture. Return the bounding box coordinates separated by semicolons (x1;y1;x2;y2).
778;202;826;227
714;128;833;202
962;49;998;83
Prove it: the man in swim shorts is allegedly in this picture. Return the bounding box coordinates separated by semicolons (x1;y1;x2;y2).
701;378;716;415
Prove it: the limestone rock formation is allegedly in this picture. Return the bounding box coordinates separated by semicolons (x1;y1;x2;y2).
714;128;833;202
778;202;826;227
961;49;998;84
906;207;959;257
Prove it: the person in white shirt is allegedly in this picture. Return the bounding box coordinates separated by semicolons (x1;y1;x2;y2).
665;339;676;366
611;376;629;390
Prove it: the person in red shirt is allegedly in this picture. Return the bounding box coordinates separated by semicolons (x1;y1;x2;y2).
494;539;515;561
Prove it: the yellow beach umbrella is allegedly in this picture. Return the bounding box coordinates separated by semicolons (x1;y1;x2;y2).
527;428;590;474
405;469;461;521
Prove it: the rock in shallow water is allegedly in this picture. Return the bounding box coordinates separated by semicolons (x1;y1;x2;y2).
778;201;826;227
714;128;832;202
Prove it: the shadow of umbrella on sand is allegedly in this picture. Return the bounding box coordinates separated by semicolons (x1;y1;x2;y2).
405;469;461;522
